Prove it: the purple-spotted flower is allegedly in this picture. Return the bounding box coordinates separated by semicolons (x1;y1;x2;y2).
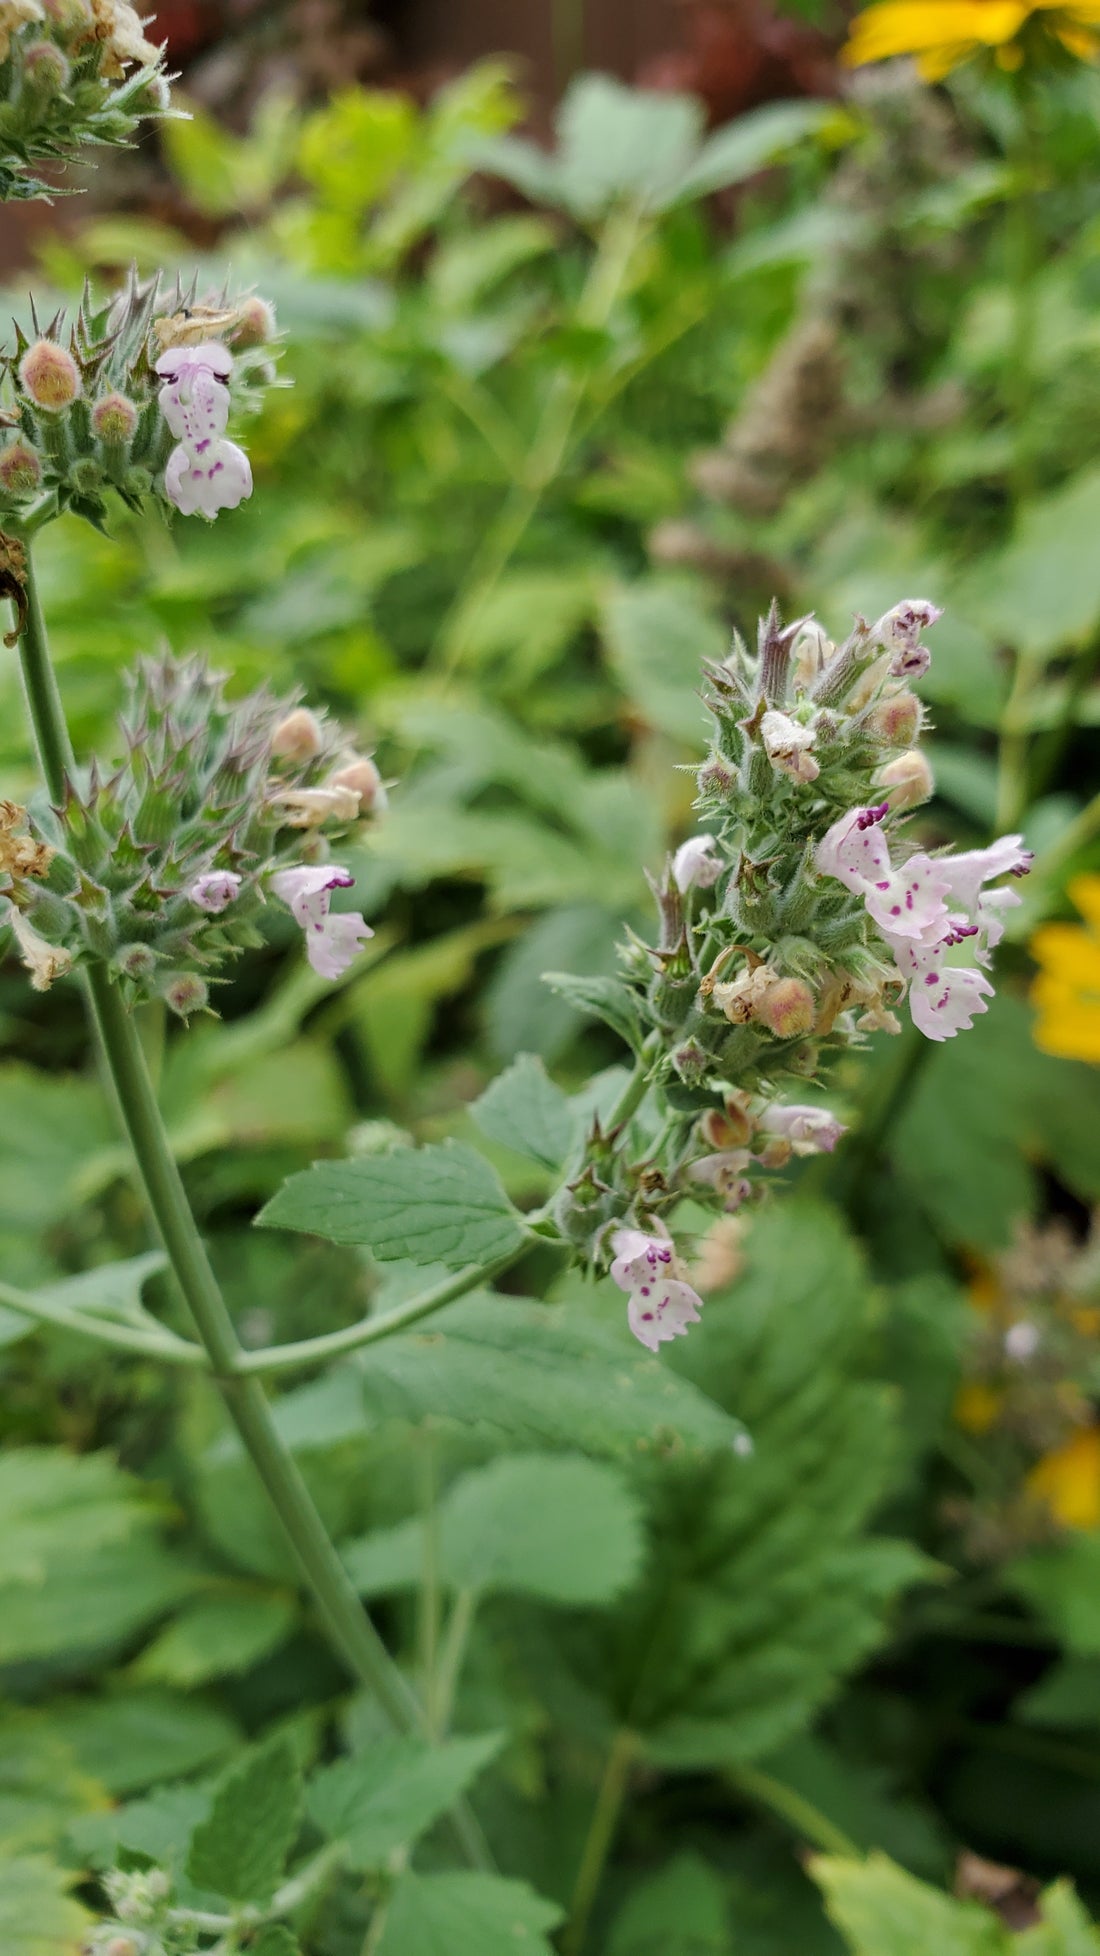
758;1103;847;1154
188;870;242;915
817;807;1032;1042
673;833;722;893
270;863;373;980
609;1225;704;1353
155;342;253;520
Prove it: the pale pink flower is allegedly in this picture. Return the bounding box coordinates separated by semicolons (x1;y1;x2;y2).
816;805;950;941
672;834;722;893
890;936;995;1041
609;1225;704;1353
758;1103;847;1154
688;1152;753;1210
761;709;819;784
155;342;252;520
189;870;242;914
270;863;373;980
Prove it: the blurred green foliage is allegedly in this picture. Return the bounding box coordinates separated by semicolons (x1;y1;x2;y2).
6;52;1100;1956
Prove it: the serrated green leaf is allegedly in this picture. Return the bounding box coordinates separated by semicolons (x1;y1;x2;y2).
470;1055;576;1171
67;1781;212;1874
306;1732;501;1869
601;581;724;743
812;1853;1006;1955
345;1452;644;1605
132;1589;297;1687
258;1142;528;1266
0;1448;148;1584
542;971;644;1055
554;75;703;217
0;1857;89;1955
376;1870;563;1956
582;1203;928;1765
42;1690;238;1797
607;1853;733;1954
353;1293;744;1456
187;1734;302;1905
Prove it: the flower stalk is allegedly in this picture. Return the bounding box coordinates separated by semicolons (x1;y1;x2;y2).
8;541;493;1874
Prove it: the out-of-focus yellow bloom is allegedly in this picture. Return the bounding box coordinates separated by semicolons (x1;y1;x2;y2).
956;1382;1004;1433
843;0;1100;78
1030;877;1100;1064
1028;1425;1100;1528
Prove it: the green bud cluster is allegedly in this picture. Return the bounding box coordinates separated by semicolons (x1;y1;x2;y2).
22;654;363;1015
0;0;170;202
0;272;278;529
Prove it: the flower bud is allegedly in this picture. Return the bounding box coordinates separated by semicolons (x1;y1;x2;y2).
162;973;208;1019
329;754;386;816
792;619;833;691
696;753;736;799
672;833;721;893
865;690;922;746
760;709;819;785
672;1038;710;1086
23;40;71;90
188;870;242;914
19;339;81;411
699;1103;753;1150
0;439;42;497
755;976;816;1040
271;708;324;761
114;943;157;981
92;391;139;443
875;749;934;811
269;784;361;828
230;296;277;348
104;1939;141;1956
71;456;104;494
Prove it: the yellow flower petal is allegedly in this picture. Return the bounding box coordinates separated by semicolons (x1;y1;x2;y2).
843;0;1029;65
1028;1427;1100;1530
1029;922;1100;987
1034;1007;1100;1062
1068;875;1100;931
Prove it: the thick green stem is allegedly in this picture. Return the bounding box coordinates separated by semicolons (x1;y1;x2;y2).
12;544;492;1874
562;1728;638;1956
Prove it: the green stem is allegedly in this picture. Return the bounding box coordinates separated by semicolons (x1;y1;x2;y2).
12;545;493;1875
0;1273;205;1366
562;1728;638;1956
724;1762;861;1859
433;1587;479;1739
236;1249;525;1377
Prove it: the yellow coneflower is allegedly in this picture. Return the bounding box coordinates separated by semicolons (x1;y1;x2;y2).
1030;876;1100;1065
1027;1425;1100;1528
843;0;1100;79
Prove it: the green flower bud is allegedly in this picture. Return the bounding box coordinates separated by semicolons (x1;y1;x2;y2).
162;973;208;1019
0;438;42;496
22;40;71;91
92;391;139;443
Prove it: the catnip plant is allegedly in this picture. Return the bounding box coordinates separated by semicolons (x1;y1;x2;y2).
0;26;1035;1953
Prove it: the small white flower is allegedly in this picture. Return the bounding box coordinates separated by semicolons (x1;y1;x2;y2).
155;342;252;521
758;1103;847;1155
672;834;722;893
270;863;374;980
760;709;819;784
608;1225;704;1353
188;870;242;914
1005;1320;1041;1362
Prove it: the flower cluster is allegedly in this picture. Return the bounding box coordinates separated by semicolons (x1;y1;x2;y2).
0;0;169;201
0;275;275;529
8;658;385;1013
551;596;1030;1350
